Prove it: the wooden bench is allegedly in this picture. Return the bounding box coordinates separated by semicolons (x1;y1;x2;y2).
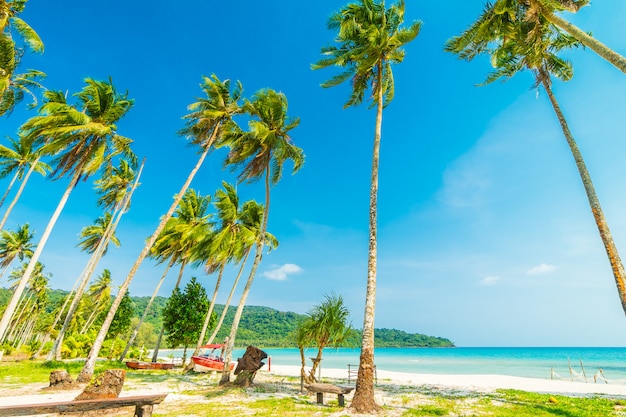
305;383;354;407
0;393;167;417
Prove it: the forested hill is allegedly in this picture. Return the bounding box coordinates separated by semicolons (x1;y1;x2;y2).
129;296;454;348
0;289;454;348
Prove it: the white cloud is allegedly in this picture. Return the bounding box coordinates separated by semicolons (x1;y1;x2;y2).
527;263;557;275
480;276;500;286
263;264;303;281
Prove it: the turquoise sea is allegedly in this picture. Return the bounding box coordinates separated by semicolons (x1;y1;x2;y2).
159;347;626;383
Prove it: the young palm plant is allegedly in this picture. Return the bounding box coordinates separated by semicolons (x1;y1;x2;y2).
446;3;626;314
217;88;304;386
0;79;135;342
312;0;420;411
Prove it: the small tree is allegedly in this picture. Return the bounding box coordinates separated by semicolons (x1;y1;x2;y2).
294;293;354;384
162;277;209;364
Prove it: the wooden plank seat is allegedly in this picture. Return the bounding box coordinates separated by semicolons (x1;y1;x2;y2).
0;393;167;417
305;383;354;407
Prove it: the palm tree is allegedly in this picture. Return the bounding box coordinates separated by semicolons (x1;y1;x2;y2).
79;269;112;334
295;293;354;384
312;0;420;411
0;0;45;116
0;137;50;230
0;136;49;213
506;0;626;73
76;74;242;383
446;2;626;313
217;88;304;385
0;223;33;279
77;213;120;255
0;79;135;342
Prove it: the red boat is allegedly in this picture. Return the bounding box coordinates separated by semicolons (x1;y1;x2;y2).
125;361;175;370
190;344;235;372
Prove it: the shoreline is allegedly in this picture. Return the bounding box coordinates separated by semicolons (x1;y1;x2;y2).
266;364;626;396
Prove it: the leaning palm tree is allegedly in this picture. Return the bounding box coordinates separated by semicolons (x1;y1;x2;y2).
0;79;135;342
312;0;420;411
76;74;243;383
0;136;49;212
79;269;112;334
217;88;304;385
446;3;626;314
0;222;33;280
0;137;50;232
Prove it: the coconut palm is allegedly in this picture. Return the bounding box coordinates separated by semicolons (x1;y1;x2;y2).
0;79;135;343
0;136;49;232
77;74;242;382
79;269;112;334
447;2;626;313
295;293;354;384
0;136;49;213
217;88;303;385
0;0;44;51
312;0;420;411
489;0;626;73
206;199;277;345
0;222;33;279
77;213;120;255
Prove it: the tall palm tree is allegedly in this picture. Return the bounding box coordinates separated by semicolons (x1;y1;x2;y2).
0;79;135;342
312;0;420;411
77;213;120;255
217;88;304;385
0;222;33;279
77;74;242;383
79;269;112;334
446;3;626;316
0;136;49;212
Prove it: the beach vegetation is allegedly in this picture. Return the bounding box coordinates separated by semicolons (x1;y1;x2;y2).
445;1;626;317
313;0;422;412
162;277;209;364
295;293;354;384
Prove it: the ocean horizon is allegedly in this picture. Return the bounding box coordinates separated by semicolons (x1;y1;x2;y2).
154;346;626;384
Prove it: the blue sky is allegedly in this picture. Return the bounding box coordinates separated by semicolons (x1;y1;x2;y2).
3;1;626;347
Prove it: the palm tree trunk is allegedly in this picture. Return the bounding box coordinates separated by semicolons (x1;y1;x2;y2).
220;171;271;386
545;12;626;74
541;74;626;314
0;169;81;342
307;347;325;383
0;154;41;231
189;262;226;364
351;62;383;413
118;258;173;362
207;250;251;345
0;170;19;210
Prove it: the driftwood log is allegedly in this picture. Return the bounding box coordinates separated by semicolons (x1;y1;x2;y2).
233;345;267;387
305;383;354;407
47;370;75;390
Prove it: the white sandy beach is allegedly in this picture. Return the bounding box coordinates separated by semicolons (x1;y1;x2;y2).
268;364;626;396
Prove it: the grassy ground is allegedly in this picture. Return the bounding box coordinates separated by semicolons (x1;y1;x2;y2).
1;358;625;416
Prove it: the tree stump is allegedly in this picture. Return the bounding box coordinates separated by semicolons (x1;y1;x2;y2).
233;346;267;387
47;370;75;389
75;369;126;400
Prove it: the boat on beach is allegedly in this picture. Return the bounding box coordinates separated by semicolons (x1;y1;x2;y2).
125;361;175;370
191;343;235;372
